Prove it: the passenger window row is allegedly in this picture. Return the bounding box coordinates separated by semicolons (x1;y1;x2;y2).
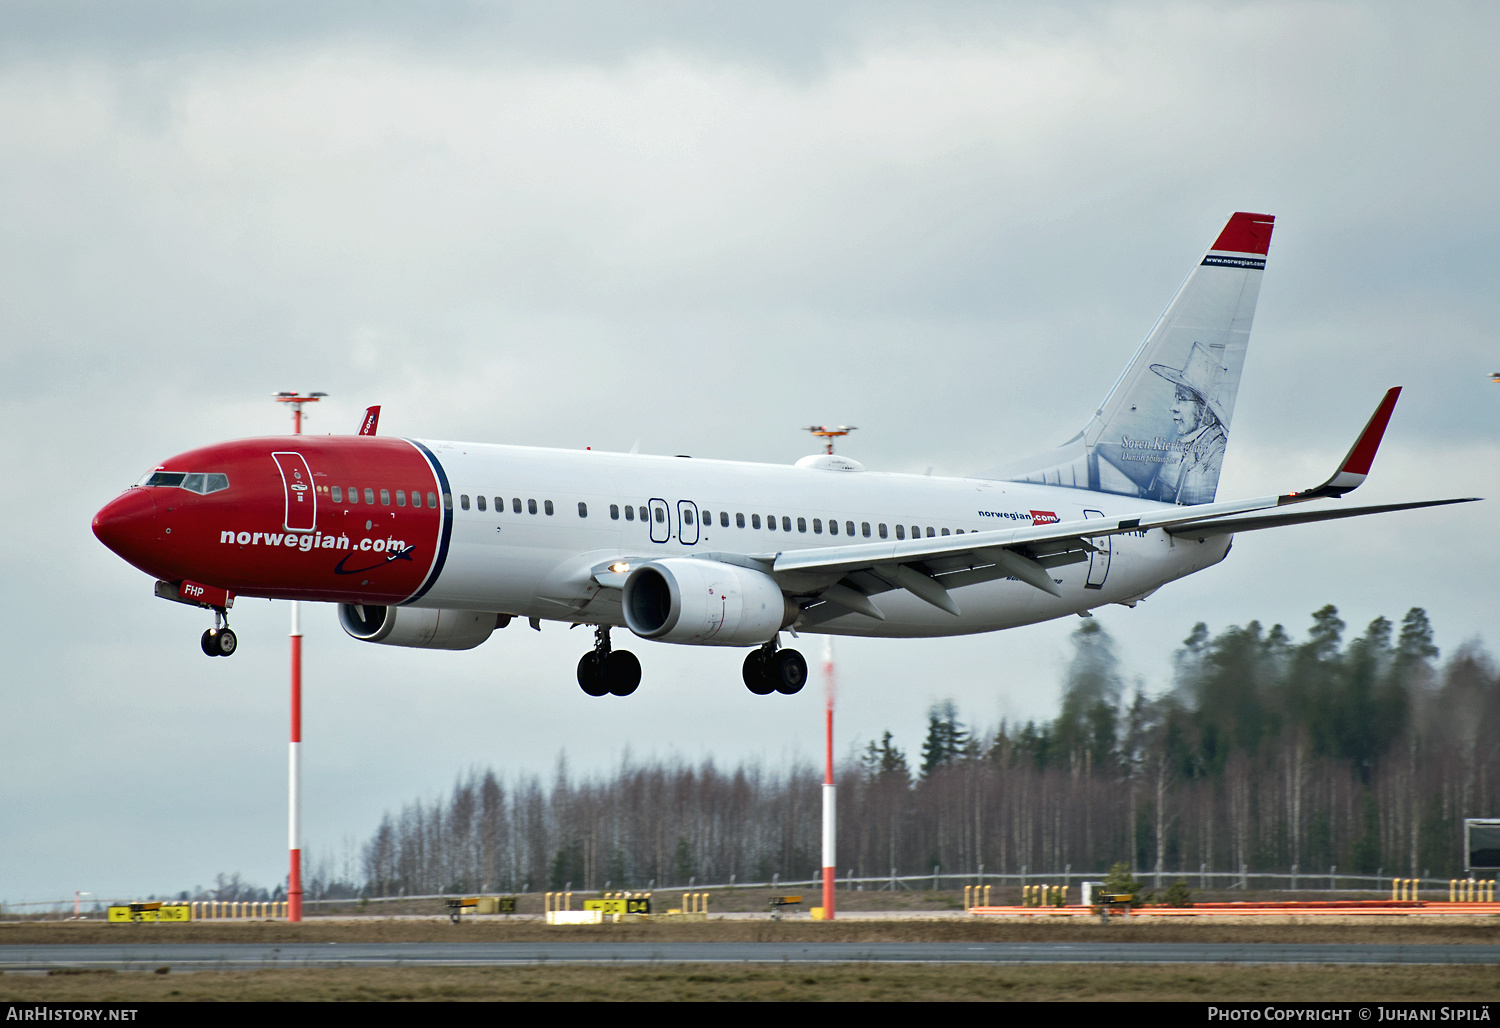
602;503;966;540
329;485;440;509
457;494;557;516
609;504;657;523
448;492;970;538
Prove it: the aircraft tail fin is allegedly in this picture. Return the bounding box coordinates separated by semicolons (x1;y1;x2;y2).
982;212;1275;505
358;406;381;436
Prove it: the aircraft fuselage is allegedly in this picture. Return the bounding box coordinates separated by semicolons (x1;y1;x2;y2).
94;434;1229;640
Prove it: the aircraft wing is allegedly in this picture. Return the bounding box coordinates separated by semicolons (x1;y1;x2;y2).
589;388;1472;624
764;495;1278;623
763;387;1472;622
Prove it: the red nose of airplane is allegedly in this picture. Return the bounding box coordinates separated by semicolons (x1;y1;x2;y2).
93;487;158;563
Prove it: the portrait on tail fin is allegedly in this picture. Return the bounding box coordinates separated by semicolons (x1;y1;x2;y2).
1090;339;1233;505
1147;341;1229;504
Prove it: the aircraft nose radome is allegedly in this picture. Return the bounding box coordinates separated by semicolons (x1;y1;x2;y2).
92;488;157;558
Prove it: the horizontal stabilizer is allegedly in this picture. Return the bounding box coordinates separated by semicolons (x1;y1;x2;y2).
1164;496;1479;539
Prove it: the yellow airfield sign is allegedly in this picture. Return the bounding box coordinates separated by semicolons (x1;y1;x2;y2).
107;903;191;923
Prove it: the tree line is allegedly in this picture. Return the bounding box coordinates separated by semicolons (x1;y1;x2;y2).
344;606;1496;896
867;607;1497;886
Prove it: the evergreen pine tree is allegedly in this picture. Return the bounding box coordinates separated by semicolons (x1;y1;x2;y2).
1397;608;1439;665
920;701;966;776
1057;620;1122;771
862;731;911;782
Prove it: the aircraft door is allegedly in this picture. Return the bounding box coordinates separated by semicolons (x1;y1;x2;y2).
271;452;317;533
648;498;671;543
677;501;699;545
1083;509;1111;589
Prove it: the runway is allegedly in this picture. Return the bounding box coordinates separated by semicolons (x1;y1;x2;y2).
4;942;1499;969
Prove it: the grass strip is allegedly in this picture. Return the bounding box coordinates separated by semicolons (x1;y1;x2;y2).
4;963;1499;1002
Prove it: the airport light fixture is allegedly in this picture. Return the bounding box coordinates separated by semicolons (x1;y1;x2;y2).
274;391;324;922
804;425;856;456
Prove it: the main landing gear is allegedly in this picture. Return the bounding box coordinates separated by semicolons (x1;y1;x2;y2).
743;637;807;696
200;607;237;657
577;625;641;697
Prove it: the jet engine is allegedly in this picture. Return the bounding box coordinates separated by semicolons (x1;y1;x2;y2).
622;558;797;645
338;604;498;650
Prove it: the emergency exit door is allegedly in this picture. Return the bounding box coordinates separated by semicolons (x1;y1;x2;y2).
677;501;700;545
648;498;671;543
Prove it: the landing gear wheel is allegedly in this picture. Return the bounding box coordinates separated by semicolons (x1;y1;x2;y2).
772;648;807;695
577;652;608;696
603;650;642;697
202;627;237;657
742;650;775;695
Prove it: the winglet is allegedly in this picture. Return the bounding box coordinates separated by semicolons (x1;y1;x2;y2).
1282;387;1400;502
358;406;381;436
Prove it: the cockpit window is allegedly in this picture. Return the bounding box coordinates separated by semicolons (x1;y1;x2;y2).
138;471;230;494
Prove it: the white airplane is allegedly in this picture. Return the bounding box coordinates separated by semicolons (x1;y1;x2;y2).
92;212;1475;697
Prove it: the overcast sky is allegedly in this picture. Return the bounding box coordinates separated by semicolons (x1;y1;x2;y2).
2;1;1496;903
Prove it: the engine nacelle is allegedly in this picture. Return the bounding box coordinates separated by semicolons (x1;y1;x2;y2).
338;604;497;650
622;558;797;646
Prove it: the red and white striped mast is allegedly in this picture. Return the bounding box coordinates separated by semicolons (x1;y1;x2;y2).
274;390;324;921
805;425;853;921
821;634;836;920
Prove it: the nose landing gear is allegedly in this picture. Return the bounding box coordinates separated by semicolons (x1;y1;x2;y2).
743;637;806;695
200;608;237;657
577;625;641;697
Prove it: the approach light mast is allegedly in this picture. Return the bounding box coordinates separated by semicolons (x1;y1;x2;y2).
804;425;855;921
274;390;325;921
